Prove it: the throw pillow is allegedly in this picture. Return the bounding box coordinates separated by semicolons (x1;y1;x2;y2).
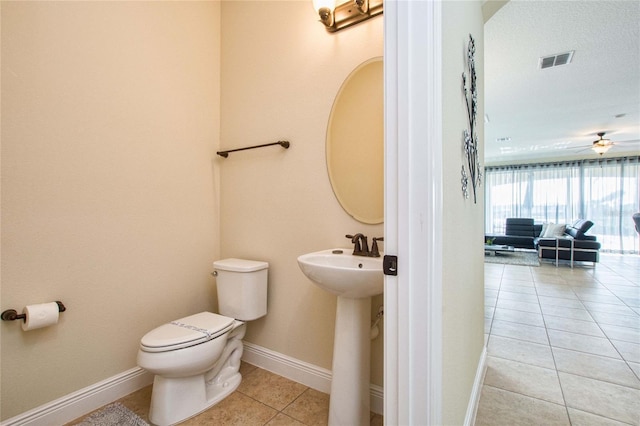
540;223;549;237
551;224;566;237
542;223;566;238
541;223;555;238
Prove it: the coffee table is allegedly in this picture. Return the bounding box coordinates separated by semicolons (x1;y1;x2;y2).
484;244;515;256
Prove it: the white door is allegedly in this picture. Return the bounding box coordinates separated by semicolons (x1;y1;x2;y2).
383;1;443;424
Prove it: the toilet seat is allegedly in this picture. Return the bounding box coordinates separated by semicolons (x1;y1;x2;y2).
140;312;234;353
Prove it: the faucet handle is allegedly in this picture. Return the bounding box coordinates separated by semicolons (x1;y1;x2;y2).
345;234;361;252
371;237;384;257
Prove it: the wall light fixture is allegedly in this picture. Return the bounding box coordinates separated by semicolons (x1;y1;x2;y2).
313;0;383;33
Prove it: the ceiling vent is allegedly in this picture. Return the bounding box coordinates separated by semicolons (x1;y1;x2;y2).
539;51;574;69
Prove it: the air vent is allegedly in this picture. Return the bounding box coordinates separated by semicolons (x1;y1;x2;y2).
539;51;574;69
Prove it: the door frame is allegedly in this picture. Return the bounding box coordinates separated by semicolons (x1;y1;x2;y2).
383;1;444;424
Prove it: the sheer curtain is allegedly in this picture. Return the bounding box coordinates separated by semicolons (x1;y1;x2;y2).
485;156;640;254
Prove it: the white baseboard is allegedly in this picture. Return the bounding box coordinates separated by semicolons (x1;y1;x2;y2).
241;341;332;393
1;367;153;426
464;345;488;426
242;342;384;415
2;342;384;425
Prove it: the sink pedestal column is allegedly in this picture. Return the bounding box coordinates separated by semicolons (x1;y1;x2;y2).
329;296;371;426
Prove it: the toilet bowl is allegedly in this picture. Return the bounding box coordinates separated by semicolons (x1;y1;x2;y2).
137;259;268;426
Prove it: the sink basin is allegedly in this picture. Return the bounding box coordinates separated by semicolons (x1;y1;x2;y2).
298;248;384;424
297;249;383;298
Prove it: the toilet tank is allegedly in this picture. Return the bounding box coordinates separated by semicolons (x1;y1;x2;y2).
213;258;268;321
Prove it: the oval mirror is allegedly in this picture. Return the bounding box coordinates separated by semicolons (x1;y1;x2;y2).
326;57;383;224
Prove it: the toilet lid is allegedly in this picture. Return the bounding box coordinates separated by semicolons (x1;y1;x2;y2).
140;312;235;353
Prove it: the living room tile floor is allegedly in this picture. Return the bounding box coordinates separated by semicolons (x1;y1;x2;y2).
477;253;640;425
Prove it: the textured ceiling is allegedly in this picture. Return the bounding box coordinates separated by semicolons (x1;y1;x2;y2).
484;1;640;165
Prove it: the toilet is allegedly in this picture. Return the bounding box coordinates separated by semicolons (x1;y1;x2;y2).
137;258;268;426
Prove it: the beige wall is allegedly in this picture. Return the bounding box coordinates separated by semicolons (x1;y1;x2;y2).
218;1;384;381
1;0;384;420
0;2;221;419
441;1;486;424
1;0;484;421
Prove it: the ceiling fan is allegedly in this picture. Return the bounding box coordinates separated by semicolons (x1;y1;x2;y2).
563;131;639;156
591;132;614;155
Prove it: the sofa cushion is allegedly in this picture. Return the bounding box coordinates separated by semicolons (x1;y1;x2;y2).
539;247;599;263
566;219;594;240
505;218;535;237
576;219;594;233
537;237;578;249
489;235;536;249
536;237;559;248
533;224;543;237
573;239;601;249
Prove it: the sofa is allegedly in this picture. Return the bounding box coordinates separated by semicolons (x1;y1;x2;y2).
485;218;542;249
535;219;601;267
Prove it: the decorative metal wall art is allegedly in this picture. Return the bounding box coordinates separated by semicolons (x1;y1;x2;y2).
462;34;482;203
461;166;469;199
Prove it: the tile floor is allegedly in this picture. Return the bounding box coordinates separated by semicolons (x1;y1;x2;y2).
70;362;383;425
71;254;639;426
476;253;640;426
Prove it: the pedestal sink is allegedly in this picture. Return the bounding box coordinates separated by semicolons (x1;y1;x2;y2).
297;249;383;426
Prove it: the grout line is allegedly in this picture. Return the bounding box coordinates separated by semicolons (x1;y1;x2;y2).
484;263;505;348
532;270;573;424
235;367;314;426
481;383;567;408
483;254;640;425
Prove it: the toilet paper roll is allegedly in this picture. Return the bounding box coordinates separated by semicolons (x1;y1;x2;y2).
21;302;59;331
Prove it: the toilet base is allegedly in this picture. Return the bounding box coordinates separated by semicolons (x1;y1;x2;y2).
149;371;241;426
148;323;246;426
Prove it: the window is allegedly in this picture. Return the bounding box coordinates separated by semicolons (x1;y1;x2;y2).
485;157;640;254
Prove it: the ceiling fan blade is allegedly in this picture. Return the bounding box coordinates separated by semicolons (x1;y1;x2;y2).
612;138;640;145
562;145;591;151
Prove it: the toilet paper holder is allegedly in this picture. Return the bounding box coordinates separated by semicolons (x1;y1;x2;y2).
1;301;66;322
